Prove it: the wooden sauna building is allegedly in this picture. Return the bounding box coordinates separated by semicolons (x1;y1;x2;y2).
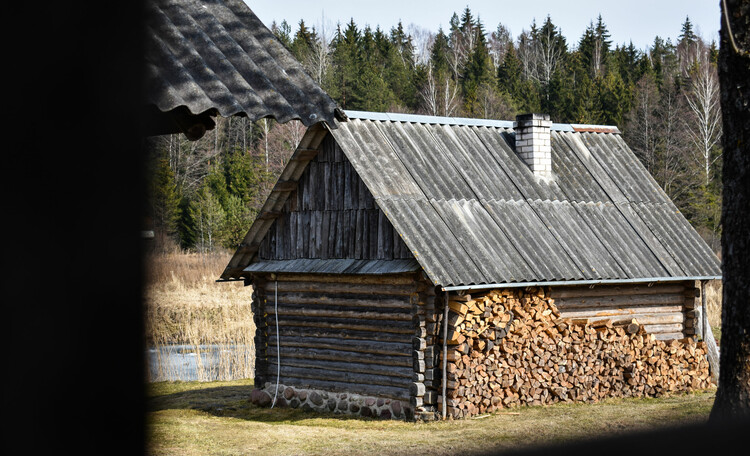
220;111;721;420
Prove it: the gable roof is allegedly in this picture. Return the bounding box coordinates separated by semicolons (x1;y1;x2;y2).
143;0;343;138
221;111;721;288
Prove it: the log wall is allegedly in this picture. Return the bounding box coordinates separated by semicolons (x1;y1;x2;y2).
252;273;437;411
258;134;412;261
549;281;699;340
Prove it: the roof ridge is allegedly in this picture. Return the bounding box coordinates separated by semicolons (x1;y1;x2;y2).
343;110;620;133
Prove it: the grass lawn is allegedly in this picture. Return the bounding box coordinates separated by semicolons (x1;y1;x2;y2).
146;379;716;456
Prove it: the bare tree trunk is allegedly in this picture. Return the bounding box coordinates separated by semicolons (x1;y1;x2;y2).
684;49;722;185
710;0;750;421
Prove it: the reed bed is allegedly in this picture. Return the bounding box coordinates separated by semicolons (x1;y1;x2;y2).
144;247;255;382
704;279;722;344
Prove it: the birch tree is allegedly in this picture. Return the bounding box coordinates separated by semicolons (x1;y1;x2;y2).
684;48;722;185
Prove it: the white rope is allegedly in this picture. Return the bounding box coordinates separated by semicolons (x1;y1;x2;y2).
270;279;280;408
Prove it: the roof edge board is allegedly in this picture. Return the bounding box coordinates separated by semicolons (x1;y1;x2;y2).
343;110;618;133
442;276;722;291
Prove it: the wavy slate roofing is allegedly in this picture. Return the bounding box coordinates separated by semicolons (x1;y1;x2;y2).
144;0;341;133
221;111;721;288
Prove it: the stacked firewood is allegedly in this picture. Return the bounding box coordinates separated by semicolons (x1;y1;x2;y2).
440;287;711;419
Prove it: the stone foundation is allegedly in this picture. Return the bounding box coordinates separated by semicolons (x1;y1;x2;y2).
249;383;414;420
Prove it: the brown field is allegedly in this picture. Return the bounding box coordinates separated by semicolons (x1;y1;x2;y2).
144;247;255;381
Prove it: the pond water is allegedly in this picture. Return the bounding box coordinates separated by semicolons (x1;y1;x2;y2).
147;344;251;382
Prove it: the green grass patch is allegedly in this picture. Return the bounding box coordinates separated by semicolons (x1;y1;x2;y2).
146;380;716;456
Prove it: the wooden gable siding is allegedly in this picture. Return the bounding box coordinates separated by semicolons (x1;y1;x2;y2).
258;134;413;261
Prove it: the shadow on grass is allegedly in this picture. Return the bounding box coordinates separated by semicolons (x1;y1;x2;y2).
474;415;750;456
146;383;378;424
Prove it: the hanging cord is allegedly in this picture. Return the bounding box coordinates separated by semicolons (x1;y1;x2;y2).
270;279;280;408
722;0;750;57
442;292;448;420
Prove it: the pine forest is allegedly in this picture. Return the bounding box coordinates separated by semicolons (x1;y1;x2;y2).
146;9;723;255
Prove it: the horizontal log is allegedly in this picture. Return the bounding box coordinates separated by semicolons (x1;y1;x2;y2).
267;346;412;367
268;326;413;343
558;305;683;318
273;292;411;309
269;335;410;357
653;332;686;341
555;293;685;309
275;317;413;334
268;358;412;379
643;323;684;334
550;284;685;299
271;376;410;401
272;365;409;389
559;310;685;324
273;273;417;285
272;281;419;296
267;305;412;321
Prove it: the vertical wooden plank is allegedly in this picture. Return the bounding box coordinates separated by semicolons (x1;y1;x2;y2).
289;184;299;212
285;212;294;259
323;162;331;211
348;162;359;210
334;139;343;163
383;214;394;260
343;162;352;210
361;210;369;260
302;211;311;257
348;210;357;256
377;210;386;259
358;173;368;209
328;211;338;258
340;162;347;211
320;210;330;260
298;162;318;211
353;210;362;259
369;209;379;259
336;209;345;257
341;210;351;257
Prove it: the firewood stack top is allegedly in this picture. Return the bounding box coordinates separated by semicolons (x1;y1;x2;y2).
441;287;711;419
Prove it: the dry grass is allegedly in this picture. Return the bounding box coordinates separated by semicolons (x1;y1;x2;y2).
146;379;717;456
704;279;723;344
144;248;255;382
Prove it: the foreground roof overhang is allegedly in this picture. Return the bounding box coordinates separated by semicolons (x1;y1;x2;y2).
143;0;343;139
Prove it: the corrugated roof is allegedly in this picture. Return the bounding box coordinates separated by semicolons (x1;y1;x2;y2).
221;110;721;286
326;112;721;287
144;0;341;131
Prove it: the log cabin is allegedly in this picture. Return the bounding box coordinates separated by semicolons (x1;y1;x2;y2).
220;111;721;420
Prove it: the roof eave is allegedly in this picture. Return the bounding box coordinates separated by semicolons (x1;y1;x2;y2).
441;276;723;292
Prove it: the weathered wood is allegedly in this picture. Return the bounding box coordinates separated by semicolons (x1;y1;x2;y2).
274;318;413;334
269;335;410;357
274;365;409;388
550;284;685;299
268;326;413;344
267;346;412;367
641;323;684;334
268;358;413;379
267;305;412;321
273;281;419;296
554;293;685;309
274;273;418;286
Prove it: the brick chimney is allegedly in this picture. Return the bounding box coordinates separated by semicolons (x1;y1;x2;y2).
514;113;552;178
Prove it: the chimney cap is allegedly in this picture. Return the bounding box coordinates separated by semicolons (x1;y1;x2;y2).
515;113;550;122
